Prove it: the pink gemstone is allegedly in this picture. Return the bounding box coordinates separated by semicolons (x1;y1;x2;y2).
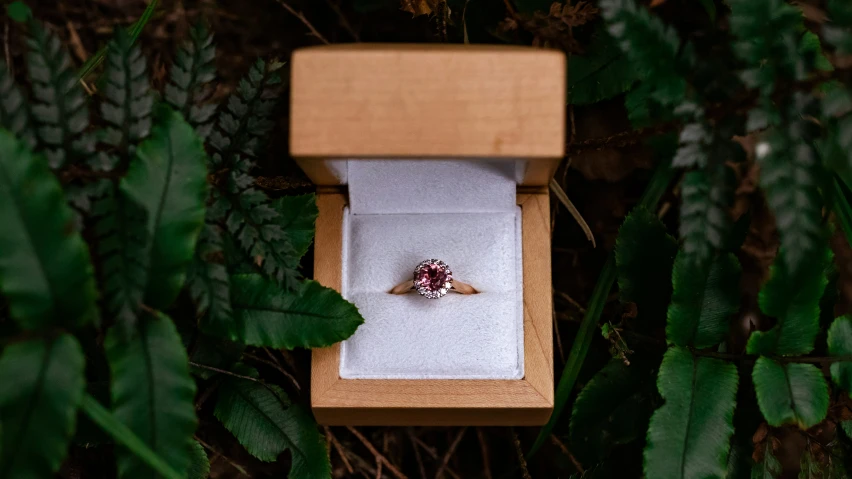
415;262;451;292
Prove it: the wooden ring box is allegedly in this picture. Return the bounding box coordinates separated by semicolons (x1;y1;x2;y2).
290;45;565;425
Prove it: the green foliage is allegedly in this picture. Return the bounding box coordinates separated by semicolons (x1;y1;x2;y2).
79;395;183;479
106;312;197;479
187;441;210;479
99;29;153;169
752;439;782;479
667;252;741;348
728;0;813;93
615;207;678;326
209;274;364;349
747;245;832;356
6;1;32;22
0;61;34;146
0;130;99;330
25;21;93;168
0;335;85;479
567;29;638;105
824;0;852;55
165;21;217;138
756;95;825;275
214;366;330;476
799;447;847;478
678;169;731;266
753;357;828;429
828;316;852;396
569;358;658;465
187;223;233;327
271;194;320;259
121;105;209;309
600;0;689;106
644;347;738;479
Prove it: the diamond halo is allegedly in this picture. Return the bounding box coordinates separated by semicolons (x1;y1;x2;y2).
413;259;453;299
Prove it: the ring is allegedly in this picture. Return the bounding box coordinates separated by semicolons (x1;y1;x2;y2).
389;259;478;299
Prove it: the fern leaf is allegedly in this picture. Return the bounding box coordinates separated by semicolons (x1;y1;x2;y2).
214;365;331;477
25;21;93;168
121;105;209;309
757;94;824;277
679;169;731;266
747;245;832;356
615;207;678;327
753;357;828;429
165;21;216;138
568;28;639;105
0;334;85;479
0;129;99;330
206;274;364;349
729;0;813;93
568;358;658;464
215;177;301;289
208;59;281;170
643;347;738;478
187;440;209;479
828;316;852;396
270;193;318;261
186;222;232;325
106;312;197;479
600;0;688;106
100;28;153;170
0;60;34;146
667;252;741;348
92;187;149;337
752;437;782;479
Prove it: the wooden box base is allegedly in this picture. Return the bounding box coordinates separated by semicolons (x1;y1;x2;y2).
310;188;554;426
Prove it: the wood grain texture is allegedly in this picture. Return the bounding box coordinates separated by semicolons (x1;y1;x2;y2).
310;191;554;425
290;44;565;186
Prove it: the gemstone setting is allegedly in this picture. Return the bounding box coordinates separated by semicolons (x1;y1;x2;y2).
413;259;453;299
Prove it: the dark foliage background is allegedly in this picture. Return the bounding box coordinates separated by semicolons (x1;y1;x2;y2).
3;0;851;478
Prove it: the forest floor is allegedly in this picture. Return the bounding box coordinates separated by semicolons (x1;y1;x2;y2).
8;0;849;477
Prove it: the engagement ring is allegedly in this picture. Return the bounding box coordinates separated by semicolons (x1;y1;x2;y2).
389;259;478;299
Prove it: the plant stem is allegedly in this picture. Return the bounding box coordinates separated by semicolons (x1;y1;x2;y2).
80;394;182;479
77;0;159;81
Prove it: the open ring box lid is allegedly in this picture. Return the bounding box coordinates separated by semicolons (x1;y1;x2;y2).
290;44;565;425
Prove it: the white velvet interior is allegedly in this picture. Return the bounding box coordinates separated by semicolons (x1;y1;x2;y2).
339;160;524;380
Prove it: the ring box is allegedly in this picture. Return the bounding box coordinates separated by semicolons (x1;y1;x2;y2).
290;45;565;425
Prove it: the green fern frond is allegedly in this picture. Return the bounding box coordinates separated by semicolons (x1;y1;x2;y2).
757;93;824;276
186;222;232;328
599;0;689;106
208;59;282;170
92;188;149;337
165;21;217;138
729;0;813;93
100;28;153;170
25;21;93;168
211;174;300;289
0;61;35;147
679;167;731;266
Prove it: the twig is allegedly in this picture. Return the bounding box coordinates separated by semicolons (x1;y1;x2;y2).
325;0;360;41
3;20;11;75
553;311;566;364
276;0;331;45
196;436;249;476
476;428;492;479
550;178;596;247
411;435;462;479
554;290;587;314
243;349;301;391
502;0;518;17
511;429;532;479
550;435;584;474
690;351;852;364
347;426;409;479
325;427;355;475
408;428;428;479
435;427;467;479
188;362;290;410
